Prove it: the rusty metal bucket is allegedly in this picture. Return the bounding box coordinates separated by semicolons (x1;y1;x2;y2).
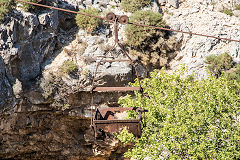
93;107;147;138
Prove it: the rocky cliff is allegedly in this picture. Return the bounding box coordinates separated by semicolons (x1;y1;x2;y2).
0;0;240;159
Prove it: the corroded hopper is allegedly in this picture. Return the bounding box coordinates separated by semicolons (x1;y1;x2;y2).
93;107;147;138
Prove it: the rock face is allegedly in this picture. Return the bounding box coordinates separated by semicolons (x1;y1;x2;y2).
0;0;142;159
0;57;14;109
168;0;179;8
163;0;240;79
1;10;58;84
1;0;240;159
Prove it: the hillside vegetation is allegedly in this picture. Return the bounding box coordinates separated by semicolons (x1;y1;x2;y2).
119;68;240;159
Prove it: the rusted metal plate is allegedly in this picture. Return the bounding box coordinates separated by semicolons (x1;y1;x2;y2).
93;107;142;137
94;119;140;123
94;121;141;137
93;87;141;92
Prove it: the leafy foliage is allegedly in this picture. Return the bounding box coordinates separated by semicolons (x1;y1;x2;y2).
125;10;177;67
75;8;101;33
0;0;12;20
60;60;77;74
205;53;233;77
118;68;240;159
121;0;151;13
116;127;135;144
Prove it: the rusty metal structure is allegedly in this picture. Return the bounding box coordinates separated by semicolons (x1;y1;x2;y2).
90;12;147;139
93;107;147;138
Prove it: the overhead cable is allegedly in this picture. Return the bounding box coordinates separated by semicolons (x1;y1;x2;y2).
15;0;240;43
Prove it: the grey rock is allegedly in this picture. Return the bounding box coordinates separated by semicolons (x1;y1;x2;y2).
191;7;200;13
84;0;93;5
233;10;240;17
152;1;160;12
94;0;109;7
12;78;22;98
38;13;49;25
168;0;179;8
136;64;147;78
0;10;61;83
25;90;45;105
0;57;14;108
158;0;166;5
61;0;83;9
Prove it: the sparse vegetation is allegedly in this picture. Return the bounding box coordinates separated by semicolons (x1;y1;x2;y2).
235;4;240;10
121;0;151;13
205;53;240;82
75;8;102;33
125;10;177;67
205;52;233;77
81;68;89;76
60;60;78;74
0;0;12;20
18;0;39;11
225;64;240;81
223;9;233;16
118;68;240;159
125;10;166;48
62;104;70;111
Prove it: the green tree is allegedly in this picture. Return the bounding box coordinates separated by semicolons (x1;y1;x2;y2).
118;68;240;159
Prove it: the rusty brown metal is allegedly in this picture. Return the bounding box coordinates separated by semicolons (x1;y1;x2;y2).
119;15;129;24
90;12;146;139
106;12;116;21
93;87;141;92
91;12;142;93
93;107;147;138
94;120;141;138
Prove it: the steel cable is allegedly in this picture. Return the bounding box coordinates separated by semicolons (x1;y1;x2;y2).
15;0;240;43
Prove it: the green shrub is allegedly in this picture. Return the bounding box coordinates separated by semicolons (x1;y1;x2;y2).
225;64;240;82
60;60;77;74
18;0;39;11
75;8;101;33
223;9;233;16
121;0;151;13
0;0;12;20
116;127;135;144
118;68;240;159
125;10;177;67
205;53;233;77
235;4;240;10
125;10;166;48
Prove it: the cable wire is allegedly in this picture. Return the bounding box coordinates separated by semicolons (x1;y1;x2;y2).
15;0;240;43
130;22;240;43
16;0;106;20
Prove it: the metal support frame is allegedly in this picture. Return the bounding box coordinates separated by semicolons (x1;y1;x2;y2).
90;12;147;139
